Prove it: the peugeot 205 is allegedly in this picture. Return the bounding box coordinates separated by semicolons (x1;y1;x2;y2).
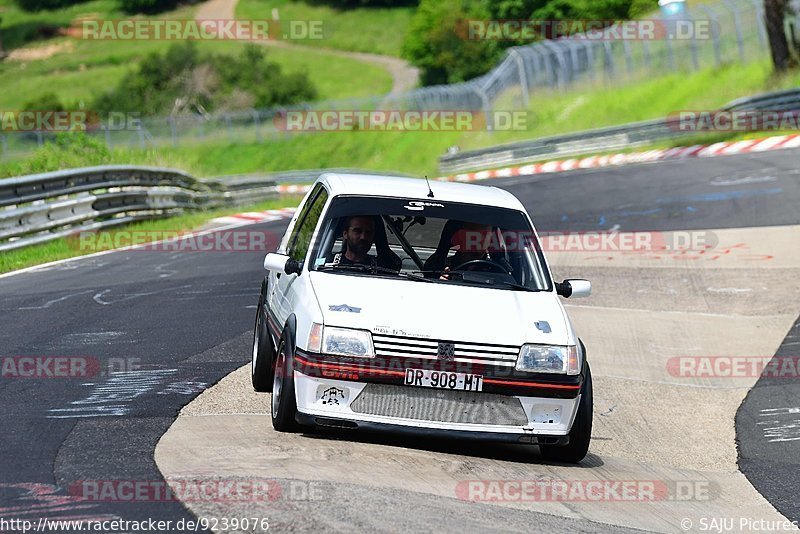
251;173;593;462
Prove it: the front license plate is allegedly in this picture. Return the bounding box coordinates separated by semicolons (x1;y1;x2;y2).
404;368;483;392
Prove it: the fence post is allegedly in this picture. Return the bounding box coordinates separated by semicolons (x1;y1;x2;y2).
568;40;580;78
225;113;233;141
168;116;177;146
540;47;556;87
541;40;567;87
723;0;746;61
586;42;596;82
702;7;723;66
251;110;262;143
510;48;530;107
750;0;768;46
690;22;700;69
474;85;493;131
665;37;676;70
622;39;634;75
602;41;615;81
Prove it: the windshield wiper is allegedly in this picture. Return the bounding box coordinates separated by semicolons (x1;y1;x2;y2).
489;280;539;292
318;264;433;283
412;270;538;291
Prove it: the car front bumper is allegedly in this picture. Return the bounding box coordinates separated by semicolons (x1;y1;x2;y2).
293;371;580;444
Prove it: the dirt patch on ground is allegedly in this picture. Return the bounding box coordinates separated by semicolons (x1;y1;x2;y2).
7;40;74;62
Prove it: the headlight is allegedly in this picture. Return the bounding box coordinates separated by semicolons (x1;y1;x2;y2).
516;344;580;375
321;326;375;358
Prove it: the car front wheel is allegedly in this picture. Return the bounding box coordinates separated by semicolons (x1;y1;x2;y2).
251;296;275;392
271;339;300;432
539;364;593;463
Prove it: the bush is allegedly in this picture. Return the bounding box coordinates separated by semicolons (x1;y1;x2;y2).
23;93;66;112
13;0;89;12
93;42;318;116
5;132;112;177
119;0;179;15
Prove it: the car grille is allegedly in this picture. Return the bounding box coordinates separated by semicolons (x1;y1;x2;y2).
350;384;528;426
372;333;519;367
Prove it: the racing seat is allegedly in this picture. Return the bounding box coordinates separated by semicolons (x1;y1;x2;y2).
373;216;402;271
422;219;462;275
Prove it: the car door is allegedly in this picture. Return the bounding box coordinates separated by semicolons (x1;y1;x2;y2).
268;184;329;329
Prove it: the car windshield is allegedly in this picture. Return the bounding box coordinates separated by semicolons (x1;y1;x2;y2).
309;195;552;291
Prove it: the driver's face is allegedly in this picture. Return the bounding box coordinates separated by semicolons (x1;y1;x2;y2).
344;217;375;258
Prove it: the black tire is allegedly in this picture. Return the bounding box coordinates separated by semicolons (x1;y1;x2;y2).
271;338;300;432
539;364;593;463
251;294;275;392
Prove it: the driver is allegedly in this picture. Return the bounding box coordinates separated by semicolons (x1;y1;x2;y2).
333;215;378;267
424;220;511;278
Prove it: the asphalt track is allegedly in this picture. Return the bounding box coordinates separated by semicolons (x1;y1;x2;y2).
1;148;798;532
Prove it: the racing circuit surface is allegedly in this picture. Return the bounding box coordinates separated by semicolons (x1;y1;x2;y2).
1;149;798;532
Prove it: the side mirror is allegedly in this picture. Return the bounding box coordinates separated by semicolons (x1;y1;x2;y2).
555;279;591;298
264;253;303;275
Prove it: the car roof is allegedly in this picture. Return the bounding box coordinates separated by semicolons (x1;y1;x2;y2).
316;173;525;211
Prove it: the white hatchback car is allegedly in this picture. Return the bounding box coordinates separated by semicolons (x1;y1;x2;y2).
252;173;593;462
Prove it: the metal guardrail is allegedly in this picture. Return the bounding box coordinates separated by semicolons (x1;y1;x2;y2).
439;88;800;174
0;165;280;252
210;168;416;185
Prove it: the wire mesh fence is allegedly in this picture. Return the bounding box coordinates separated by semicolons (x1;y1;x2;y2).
1;0;796;159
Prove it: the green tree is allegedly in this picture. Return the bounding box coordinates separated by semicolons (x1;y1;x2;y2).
93;42;317;116
403;0;499;85
404;0;650;85
764;0;796;71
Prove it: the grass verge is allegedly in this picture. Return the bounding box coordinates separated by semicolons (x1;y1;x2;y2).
0;195;302;274
462;60;800;150
0;0;393;111
235;0;413;57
